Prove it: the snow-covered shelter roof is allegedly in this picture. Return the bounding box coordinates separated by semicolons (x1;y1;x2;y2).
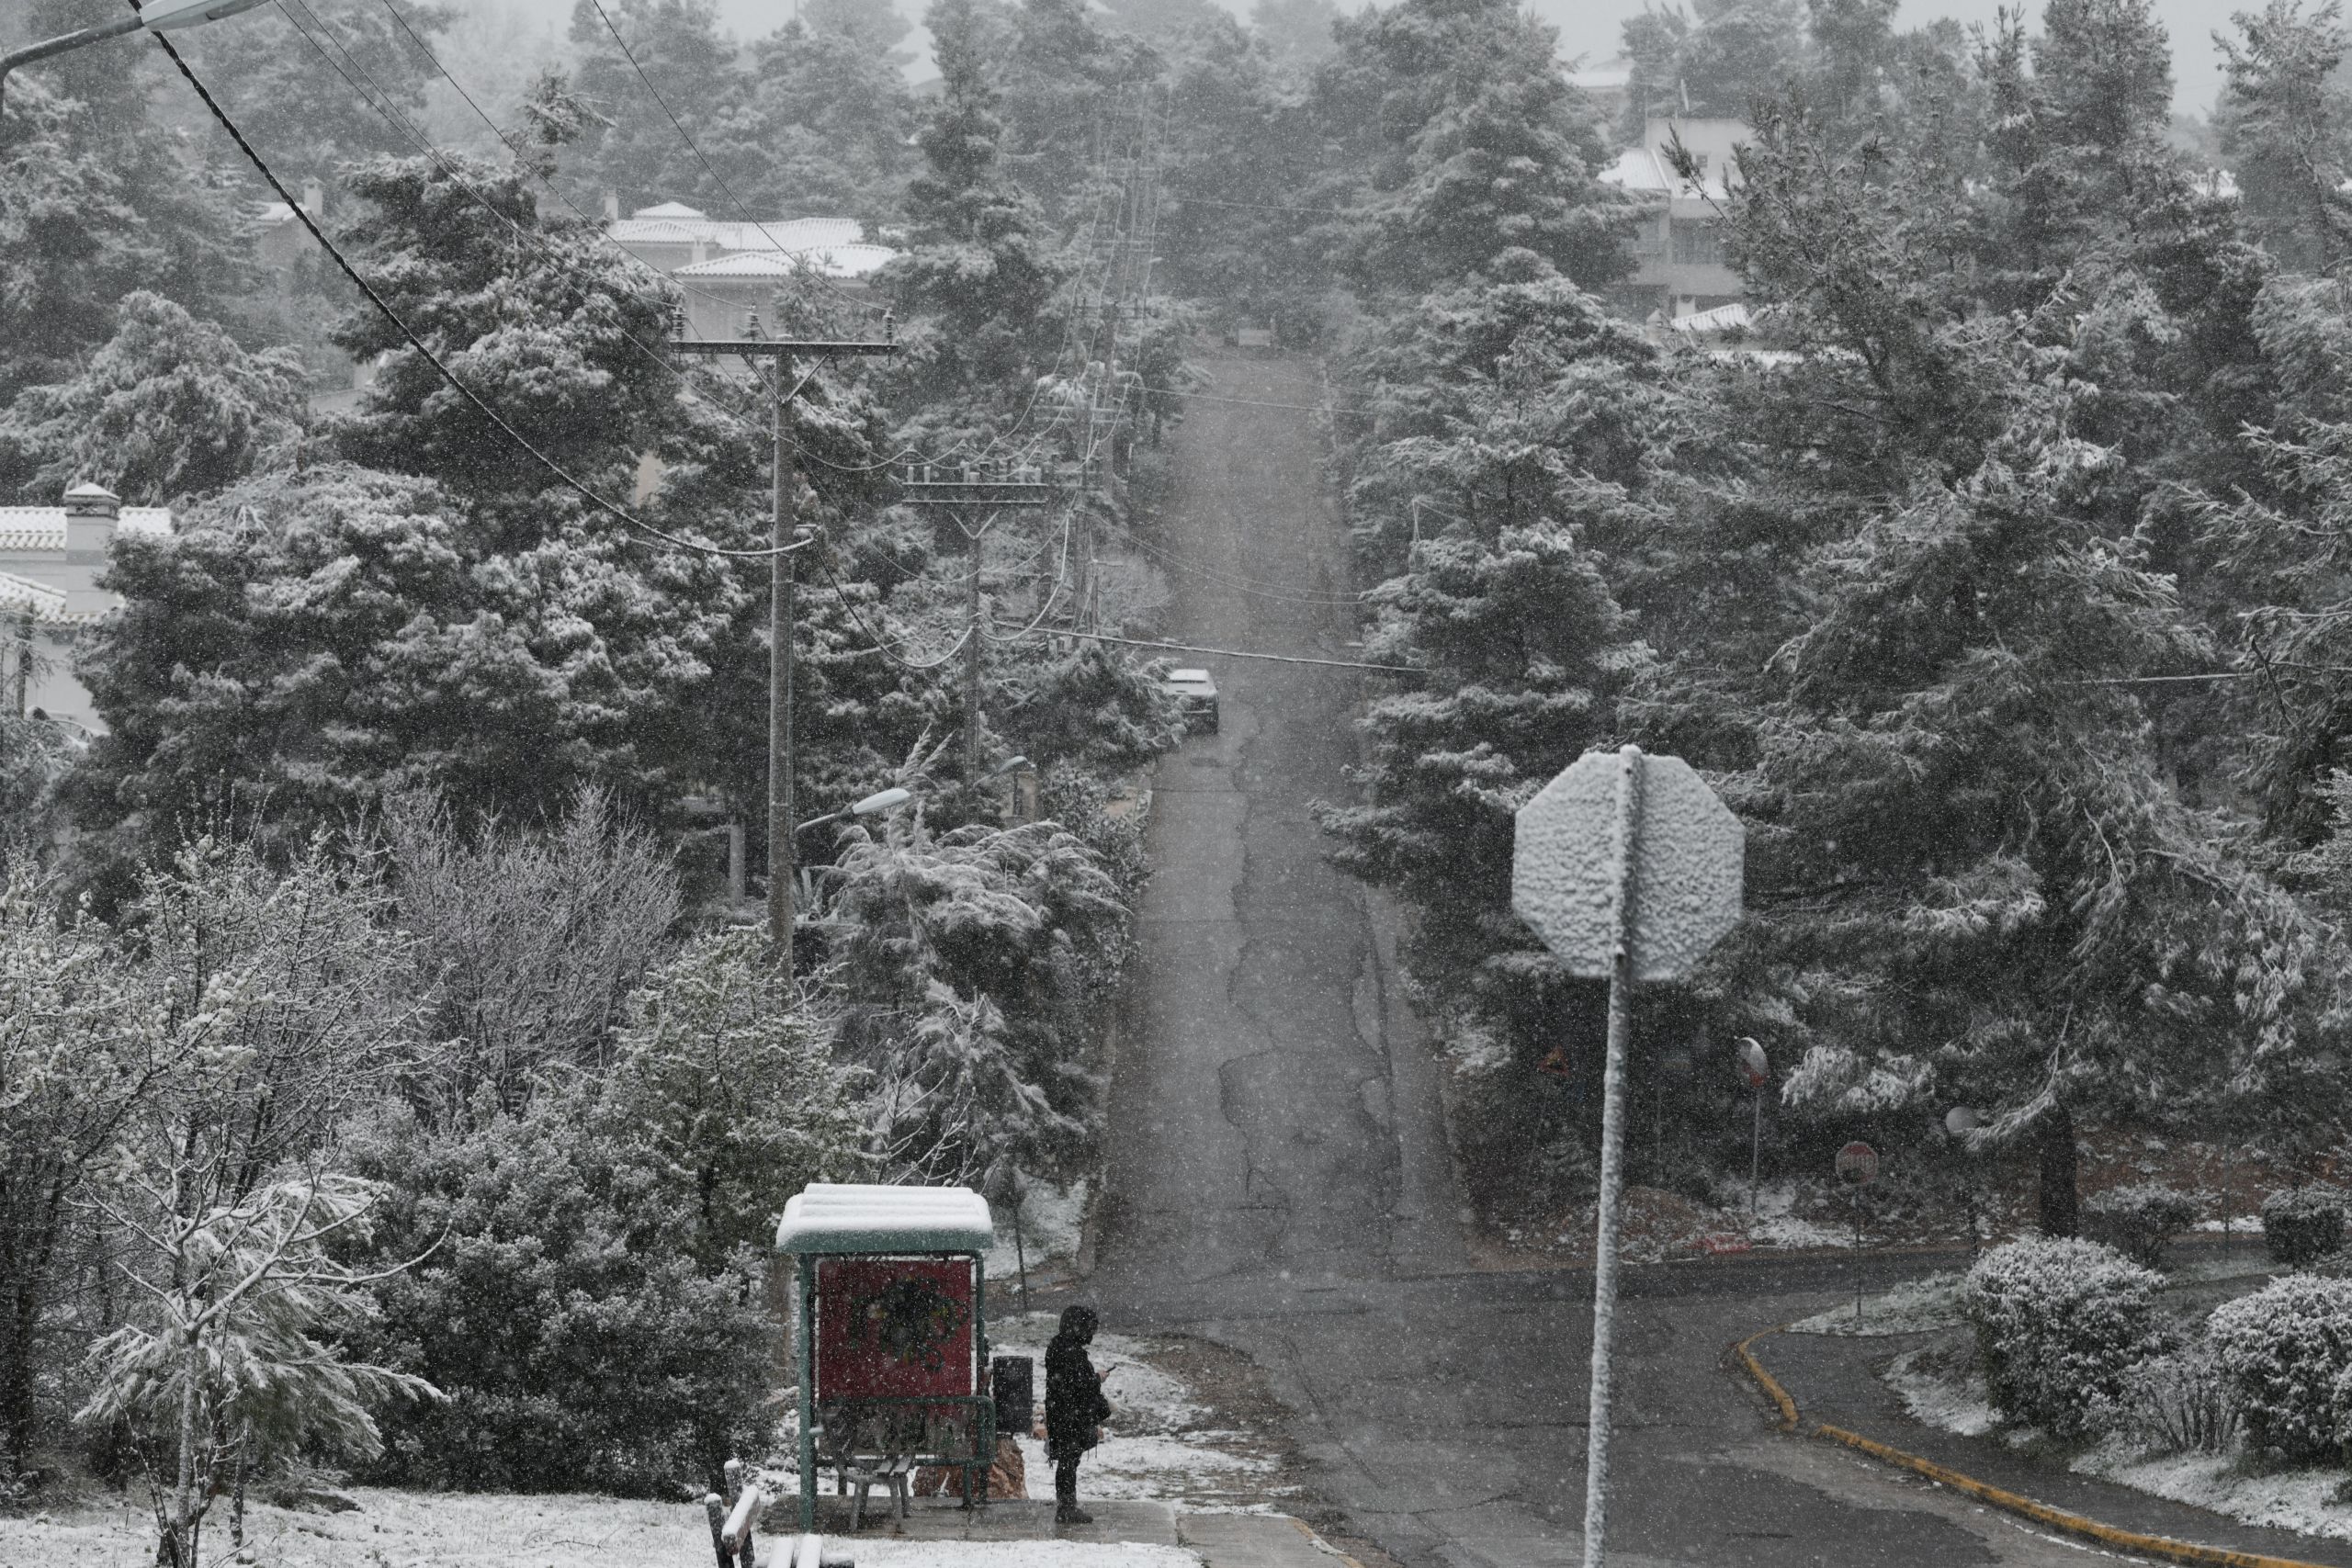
633;200;707;220
775;1183;993;1255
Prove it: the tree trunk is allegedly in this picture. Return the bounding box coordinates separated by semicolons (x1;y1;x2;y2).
231;1425;250;1548
2038;1105;2079;1237
169;1325;200;1568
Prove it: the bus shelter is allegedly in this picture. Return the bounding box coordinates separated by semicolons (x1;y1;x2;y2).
776;1183;995;1529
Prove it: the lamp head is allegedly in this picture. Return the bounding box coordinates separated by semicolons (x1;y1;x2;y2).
849;786;912;818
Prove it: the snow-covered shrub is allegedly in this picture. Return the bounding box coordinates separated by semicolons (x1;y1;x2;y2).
2208;1274;2352;1463
2109;1338;2241;1454
1962;1237;2164;1438
2082;1184;2200;1269
2261;1186;2348;1266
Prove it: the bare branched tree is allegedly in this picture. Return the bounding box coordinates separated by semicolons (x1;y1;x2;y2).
379;785;680;1122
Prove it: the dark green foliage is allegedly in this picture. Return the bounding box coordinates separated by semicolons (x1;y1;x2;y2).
2218;0;2352;273
0;45;253;401
72;464;726;854
2082;1184;2199;1269
1317;0;1634;298
2263;1185;2349;1264
342;1092;774;1498
0;291;305;505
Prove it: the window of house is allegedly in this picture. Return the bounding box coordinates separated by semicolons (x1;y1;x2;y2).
1670;219;1724;265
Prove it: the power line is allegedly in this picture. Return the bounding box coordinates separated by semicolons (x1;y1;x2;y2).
1170;193;1357;218
812;557;974;671
1054;630;1414;673
147;29;810;563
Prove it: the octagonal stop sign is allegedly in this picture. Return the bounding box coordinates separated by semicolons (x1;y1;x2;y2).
1511;750;1744;982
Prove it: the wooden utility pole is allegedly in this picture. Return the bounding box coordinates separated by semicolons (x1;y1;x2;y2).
671;332;895;982
899;469;1053;780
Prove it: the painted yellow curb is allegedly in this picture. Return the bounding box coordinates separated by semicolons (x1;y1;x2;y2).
1737;1325;2332;1568
1287;1514;1370;1568
1735;1325;1799;1431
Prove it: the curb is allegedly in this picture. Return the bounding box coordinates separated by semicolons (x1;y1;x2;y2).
1736;1326;2329;1568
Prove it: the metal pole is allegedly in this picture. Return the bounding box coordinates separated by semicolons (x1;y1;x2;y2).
964;511;984;779
770;365;797;977
0;15;146;114
1582;744;1643;1568
797;1254;817;1530
1751;1091;1762;1217
1853;1190;1864;1321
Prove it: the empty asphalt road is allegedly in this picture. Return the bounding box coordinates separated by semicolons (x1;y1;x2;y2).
1089;350;2199;1568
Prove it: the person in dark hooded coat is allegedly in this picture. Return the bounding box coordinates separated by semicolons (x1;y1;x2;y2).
1044;1303;1112;1524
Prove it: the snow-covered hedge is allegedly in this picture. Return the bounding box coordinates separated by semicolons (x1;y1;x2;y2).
1962;1237;2164;1438
2261;1186;2348;1266
2110;1338;2240;1454
2207;1274;2352;1463
2083;1184;2199;1269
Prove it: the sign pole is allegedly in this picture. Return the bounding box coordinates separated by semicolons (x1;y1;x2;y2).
1582;745;1644;1568
1752;1091;1763;1218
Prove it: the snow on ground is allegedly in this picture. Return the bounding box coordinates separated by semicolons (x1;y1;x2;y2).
985;1311;1285;1512
1883;1345;1997;1436
0;1485;726;1567
842;1544;1200;1567
2071;1444;2352;1542
1876;1338;2352;1541
1742;1179;1854;1251
0;1490;1212;1567
1789;1271;1969;1336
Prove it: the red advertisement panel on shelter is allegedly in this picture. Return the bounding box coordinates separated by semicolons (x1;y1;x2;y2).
814;1258;976;1399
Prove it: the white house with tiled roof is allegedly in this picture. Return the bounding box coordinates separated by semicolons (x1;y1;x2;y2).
605;202;896;342
0;483;172;733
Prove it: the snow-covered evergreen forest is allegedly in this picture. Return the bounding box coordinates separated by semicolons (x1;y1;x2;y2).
7;0;2352;1553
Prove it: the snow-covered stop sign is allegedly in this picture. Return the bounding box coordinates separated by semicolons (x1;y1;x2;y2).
1836;1141;1879;1186
1736;1036;1769;1089
1510;750;1744;982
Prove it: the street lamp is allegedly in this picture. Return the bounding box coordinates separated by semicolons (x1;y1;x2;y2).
1;0;269;113
794;785;913;836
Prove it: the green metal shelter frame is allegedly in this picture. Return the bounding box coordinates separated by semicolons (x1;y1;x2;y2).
776;1183;996;1530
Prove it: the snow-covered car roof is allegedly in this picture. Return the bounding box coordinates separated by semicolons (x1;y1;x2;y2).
775;1182;993;1255
1167;669;1214;684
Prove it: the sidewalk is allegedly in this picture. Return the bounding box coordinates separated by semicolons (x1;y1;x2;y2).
777;1497;1358;1567
1761;1328;2352;1567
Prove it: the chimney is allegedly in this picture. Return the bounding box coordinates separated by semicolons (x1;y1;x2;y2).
61;483;121;615
602;188;621;222
300;177;324;218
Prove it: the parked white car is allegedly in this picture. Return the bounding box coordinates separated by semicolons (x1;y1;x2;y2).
1164;667;1219;733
